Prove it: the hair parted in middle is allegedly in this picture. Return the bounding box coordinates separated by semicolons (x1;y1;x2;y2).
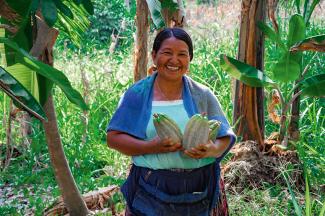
152;28;193;61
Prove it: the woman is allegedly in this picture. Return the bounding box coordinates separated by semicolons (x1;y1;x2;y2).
107;28;236;216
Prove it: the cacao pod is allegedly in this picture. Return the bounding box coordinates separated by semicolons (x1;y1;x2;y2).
208;120;221;142
153;113;182;143
182;114;210;149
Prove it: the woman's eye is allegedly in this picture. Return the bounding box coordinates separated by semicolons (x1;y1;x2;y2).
163;52;172;55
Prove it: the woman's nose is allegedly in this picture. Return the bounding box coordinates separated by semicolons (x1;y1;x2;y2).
169;54;179;63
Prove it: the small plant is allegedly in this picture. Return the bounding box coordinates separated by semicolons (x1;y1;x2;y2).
220;54;324;147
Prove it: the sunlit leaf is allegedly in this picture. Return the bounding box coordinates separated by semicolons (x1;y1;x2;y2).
0;37;88;110
220;54;276;88
257;21;286;50
301;74;325;97
6;63;39;101
146;0;165;29
290;34;325;52
0;66;46;120
41;0;58;27
287;14;306;47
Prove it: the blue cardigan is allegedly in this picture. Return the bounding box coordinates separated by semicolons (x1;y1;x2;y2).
107;72;236;162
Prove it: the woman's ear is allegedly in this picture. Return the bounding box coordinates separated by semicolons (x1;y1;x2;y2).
151;51;158;66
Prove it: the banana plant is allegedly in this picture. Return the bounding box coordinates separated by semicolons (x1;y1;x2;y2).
146;0;180;29
0;0;93;214
220;54;325;147
257;0;323;142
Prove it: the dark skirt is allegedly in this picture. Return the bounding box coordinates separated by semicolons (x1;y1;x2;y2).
121;162;221;216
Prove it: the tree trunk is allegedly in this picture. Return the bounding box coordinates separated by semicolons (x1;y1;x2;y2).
233;0;266;147
42;96;89;215
134;0;149;82
32;15;88;215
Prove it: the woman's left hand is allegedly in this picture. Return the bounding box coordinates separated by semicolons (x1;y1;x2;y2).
184;136;231;159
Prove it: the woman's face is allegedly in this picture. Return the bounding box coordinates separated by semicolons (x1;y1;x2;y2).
152;36;190;82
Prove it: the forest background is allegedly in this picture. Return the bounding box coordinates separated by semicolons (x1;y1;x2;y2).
0;0;324;215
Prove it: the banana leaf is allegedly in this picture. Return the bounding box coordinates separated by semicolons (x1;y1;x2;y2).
220;54;276;88
301;73;325;97
0;66;46;120
287;14;306;47
146;0;165;29
0;37;88;110
290;34;325;52
273;53;301;82
257;21;286;51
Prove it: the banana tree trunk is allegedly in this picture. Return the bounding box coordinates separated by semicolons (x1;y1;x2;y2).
233;0;266;147
288;85;300;140
32;15;88;215
134;0;149;82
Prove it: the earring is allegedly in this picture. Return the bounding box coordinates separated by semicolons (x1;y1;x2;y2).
147;65;157;75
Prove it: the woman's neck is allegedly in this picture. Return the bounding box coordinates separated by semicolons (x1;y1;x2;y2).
154;76;183;101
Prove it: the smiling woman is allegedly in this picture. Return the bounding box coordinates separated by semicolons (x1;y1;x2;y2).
106;28;236;216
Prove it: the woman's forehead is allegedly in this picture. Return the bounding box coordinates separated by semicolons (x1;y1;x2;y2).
159;37;189;51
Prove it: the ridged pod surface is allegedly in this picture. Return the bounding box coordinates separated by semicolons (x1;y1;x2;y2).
183;114;210;149
208;120;221;142
153;113;183;143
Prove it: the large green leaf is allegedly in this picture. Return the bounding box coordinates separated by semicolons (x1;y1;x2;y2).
146;0;165;29
290;34;325;52
287;14;306;47
0;66;46;120
257;21;286;51
273;53;301;82
0;37;88;110
41;0;58;27
301;74;325;97
220;54;276;88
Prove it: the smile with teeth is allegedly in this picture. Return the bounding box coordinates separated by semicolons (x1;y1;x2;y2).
166;65;179;71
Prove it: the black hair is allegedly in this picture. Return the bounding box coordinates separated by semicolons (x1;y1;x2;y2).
152;28;193;61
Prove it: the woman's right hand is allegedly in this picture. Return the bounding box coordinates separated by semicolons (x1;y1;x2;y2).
148;136;183;154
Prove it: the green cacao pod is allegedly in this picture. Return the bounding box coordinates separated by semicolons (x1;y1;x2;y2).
208;120;221;142
182;114;210;149
153;113;182;143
